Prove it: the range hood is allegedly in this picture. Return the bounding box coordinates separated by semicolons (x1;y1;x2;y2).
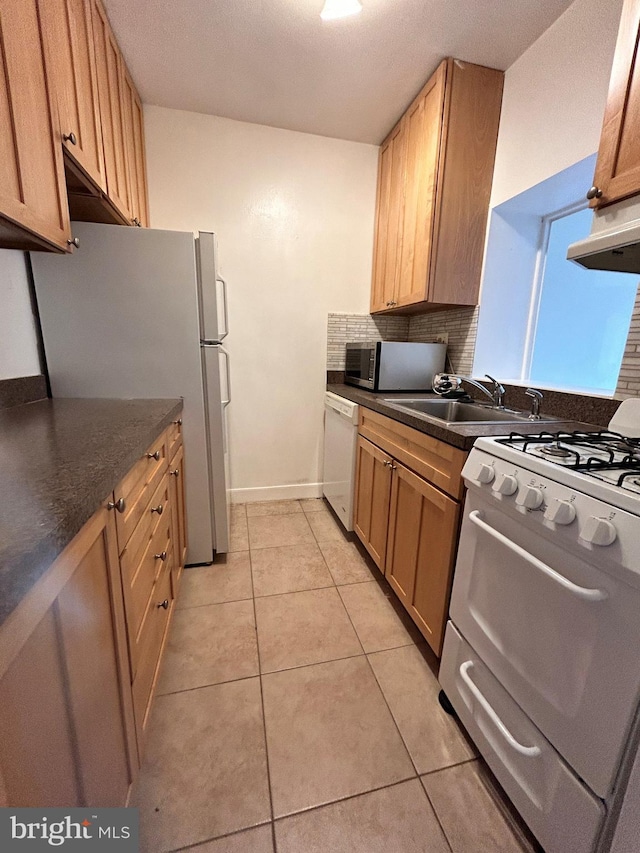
567;197;640;273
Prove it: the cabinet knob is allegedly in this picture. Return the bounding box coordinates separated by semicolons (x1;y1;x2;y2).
170;468;179;477
174;418;182;426
586;186;602;200
157;599;169;610
146;450;161;460
154;551;168;561
151;504;164;515
107;497;126;513
67;237;80;248
132;217;141;227
63;131;77;145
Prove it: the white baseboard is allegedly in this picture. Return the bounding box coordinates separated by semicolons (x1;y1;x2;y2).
230;482;323;504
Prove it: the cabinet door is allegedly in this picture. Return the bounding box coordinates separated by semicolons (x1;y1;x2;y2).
90;0;132;221
385;461;459;656
169;442;187;594
55;507;137;804
0;0;71;250
370;121;406;313
396;65;446;309
121;61;149;226
39;0;106;192
0;509;136;807
353;436;393;570
591;0;640;208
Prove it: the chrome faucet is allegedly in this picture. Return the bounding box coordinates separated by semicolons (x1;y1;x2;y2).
433;373;506;409
525;388;544;420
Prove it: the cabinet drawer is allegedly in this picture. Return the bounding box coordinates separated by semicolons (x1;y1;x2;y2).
131;560;172;745
120;476;170;580
115;433;168;551
167;418;182;462
358;408;466;500
122;513;172;675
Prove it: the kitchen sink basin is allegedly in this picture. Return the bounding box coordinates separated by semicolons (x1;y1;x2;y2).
382;398;562;425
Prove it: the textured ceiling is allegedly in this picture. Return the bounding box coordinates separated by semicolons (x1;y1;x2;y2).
103;0;574;144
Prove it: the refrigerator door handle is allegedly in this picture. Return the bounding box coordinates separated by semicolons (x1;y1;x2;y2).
219;345;231;407
217;277;229;341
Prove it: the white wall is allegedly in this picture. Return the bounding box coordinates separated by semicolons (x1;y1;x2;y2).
0;250;41;380
144;107;378;500
490;0;624;208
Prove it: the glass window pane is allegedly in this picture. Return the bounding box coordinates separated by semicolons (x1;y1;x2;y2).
529;207;638;394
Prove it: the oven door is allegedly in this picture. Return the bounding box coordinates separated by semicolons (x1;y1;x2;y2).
449;487;640;799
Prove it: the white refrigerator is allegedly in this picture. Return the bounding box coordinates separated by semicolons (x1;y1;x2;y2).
30;221;231;563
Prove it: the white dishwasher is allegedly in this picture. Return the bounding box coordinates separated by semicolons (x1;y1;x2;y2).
323;392;359;531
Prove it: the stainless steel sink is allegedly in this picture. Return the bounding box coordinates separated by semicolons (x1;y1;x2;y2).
382;398;562;425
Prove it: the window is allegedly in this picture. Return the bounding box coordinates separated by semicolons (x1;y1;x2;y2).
473;155;640;396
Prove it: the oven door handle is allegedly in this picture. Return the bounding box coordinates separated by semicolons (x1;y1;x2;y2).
459;661;541;757
468;510;608;602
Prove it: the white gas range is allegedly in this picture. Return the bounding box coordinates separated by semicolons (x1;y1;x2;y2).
439;423;640;853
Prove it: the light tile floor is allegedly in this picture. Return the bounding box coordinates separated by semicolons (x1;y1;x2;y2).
132;499;539;853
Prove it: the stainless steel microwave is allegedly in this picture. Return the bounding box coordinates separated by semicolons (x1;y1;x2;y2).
345;341;446;392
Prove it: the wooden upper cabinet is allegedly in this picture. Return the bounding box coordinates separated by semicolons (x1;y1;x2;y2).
39;0;106;194
121;61;149;226
0;0;71;251
371;121;407;312
90;0;132;222
590;0;640;208
370;58;503;314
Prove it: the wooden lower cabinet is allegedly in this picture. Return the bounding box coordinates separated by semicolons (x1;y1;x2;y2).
385;461;460;655
353;436;393;570
353;417;465;657
0;420;186;806
0;508;136;807
169;441;187;593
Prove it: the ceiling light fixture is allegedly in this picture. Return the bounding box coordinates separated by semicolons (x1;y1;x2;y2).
320;0;362;21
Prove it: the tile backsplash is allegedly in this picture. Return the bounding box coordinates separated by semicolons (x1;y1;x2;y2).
327;308;476;374
326;313;409;370
329;293;640;402
615;289;640;399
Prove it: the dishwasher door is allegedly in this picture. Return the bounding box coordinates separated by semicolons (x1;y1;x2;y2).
323;393;359;530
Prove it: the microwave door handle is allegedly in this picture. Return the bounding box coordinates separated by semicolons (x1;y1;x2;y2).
217;277;229;341
468;511;608;602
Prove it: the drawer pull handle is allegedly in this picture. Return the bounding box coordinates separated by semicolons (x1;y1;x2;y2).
459;661;540;757
155;551;167;561
468;510;608;602
151;504;164;515
107;498;126;513
146;450;161;460
158;599;169;610
63;131;77;145
170;469;179;477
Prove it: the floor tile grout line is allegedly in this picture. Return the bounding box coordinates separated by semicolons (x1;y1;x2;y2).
156;671;260;699
175;595;253;611
419;775;455;853
247;544;278;848
271;773;421;824
167;820;273;853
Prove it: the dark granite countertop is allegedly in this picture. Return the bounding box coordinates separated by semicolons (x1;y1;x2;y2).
327;383;605;451
0;397;183;628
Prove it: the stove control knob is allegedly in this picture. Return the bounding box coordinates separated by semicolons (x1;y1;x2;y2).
475;463;495;484
516;485;544;509
492;473;518;496
544;498;576;525
580;516;617;546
